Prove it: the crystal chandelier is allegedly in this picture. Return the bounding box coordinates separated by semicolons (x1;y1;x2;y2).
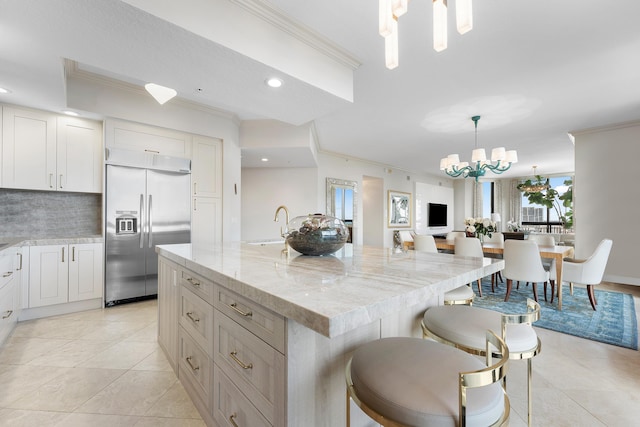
379;0;473;69
440;116;518;182
517;166;550;193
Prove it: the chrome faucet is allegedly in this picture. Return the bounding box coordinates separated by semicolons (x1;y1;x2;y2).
274;205;290;238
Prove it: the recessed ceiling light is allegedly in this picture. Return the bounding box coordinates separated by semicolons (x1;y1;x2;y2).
261;158;269;162
0;87;11;94
62;110;79;116
144;83;177;105
265;78;283;88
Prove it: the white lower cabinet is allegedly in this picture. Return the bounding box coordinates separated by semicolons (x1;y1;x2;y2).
158;258;286;427
0;248;19;345
29;243;102;308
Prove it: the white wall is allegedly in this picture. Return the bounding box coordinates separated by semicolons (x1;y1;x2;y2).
573;120;640;285
363;176;384;246
414;182;454;235
241;167;318;242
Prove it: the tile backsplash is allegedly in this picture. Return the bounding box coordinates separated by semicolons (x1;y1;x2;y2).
0;189;102;238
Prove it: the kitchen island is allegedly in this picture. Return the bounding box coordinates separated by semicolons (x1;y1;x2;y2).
156;243;503;427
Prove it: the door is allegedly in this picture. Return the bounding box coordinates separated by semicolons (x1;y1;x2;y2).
29;245;68;308
145;169;191;296
68;243;103;302
2;107;56;190
57;116;103;193
105;165;146;304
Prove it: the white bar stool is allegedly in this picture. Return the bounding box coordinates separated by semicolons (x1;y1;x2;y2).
421;299;541;427
346;333;510;427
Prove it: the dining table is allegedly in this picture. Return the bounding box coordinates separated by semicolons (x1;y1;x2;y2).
435;240;575;310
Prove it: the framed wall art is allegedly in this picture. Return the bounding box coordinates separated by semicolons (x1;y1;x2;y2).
388;190;411;227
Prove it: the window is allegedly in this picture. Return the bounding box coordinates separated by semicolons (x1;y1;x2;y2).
520;175;573;233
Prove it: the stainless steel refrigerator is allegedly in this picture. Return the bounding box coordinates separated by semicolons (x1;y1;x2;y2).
105;150;191;306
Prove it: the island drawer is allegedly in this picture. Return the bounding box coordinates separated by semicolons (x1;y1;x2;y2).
179;285;214;357
179;268;214;302
178;326;212;412
214;311;285;425
213;364;272;427
0;252;15;292
214;287;285;354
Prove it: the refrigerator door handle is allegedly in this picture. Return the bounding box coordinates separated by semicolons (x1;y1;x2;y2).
148;194;153;247
139;194;145;249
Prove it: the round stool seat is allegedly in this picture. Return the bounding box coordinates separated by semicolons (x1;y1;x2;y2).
444;285;475;303
350;337;505;427
423;306;538;354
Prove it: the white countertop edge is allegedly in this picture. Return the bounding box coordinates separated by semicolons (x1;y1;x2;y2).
156;243;505;338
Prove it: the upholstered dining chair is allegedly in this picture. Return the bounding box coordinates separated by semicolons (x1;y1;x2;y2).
523;234;557;301
415;234;475;305
503;240;551;303
484;232;505;289
446;230;466;243
455;237;485;297
421;299;540;427
562;238;613;310
413;234;438;252
346;332;510;427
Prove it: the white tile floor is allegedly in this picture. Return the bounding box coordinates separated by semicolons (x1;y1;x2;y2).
0;283;638;427
0;299;205;427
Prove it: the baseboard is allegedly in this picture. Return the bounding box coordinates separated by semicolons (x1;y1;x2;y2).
18;298;103;321
604;274;640;287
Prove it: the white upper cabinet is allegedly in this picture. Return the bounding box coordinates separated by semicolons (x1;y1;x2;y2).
1;106;103;193
2;106;57;190
57;116;103;193
192;135;222;198
105;119;192;158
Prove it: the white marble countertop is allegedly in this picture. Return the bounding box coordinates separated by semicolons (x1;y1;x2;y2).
0;236;104;252
156;243;504;338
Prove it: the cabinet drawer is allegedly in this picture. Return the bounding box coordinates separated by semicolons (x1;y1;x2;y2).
178;327;212;410
179;268;214;303
214;312;285;425
214;287;285;354
213;364;272;427
0;281;17;345
179;286;214;357
0;252;15;292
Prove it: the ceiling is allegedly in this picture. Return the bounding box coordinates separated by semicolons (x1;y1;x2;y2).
1;0;639;179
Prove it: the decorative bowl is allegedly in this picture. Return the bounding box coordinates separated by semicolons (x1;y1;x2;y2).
284;214;349;256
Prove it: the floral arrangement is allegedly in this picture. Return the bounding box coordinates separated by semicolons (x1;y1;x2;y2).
507;219;521;232
464;217;496;238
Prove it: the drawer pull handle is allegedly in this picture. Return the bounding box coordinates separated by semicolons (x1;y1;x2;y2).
186;277;201;287
2;310;12;319
228;302;252;317
229;413;239;427
230;351;253;370
2;271;12;278
186;311;200;323
186;356;199;371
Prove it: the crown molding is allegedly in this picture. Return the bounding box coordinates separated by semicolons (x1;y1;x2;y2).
229;0;361;70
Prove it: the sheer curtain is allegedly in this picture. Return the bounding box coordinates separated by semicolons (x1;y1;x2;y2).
472;181;483;218
509;179;522;226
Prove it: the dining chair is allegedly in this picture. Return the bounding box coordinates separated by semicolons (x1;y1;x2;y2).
412;234;438;252
346;332;510;427
422;299;540;427
415;234;475;305
503;240;550;303
455;236;485;297
446;231;466;243
484;232;505;289
562;239;613;310
523;234;557;300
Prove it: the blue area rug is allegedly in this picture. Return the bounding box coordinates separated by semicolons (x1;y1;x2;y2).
472;277;638;350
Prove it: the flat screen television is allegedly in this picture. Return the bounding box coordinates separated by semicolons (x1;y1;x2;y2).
428;203;447;227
